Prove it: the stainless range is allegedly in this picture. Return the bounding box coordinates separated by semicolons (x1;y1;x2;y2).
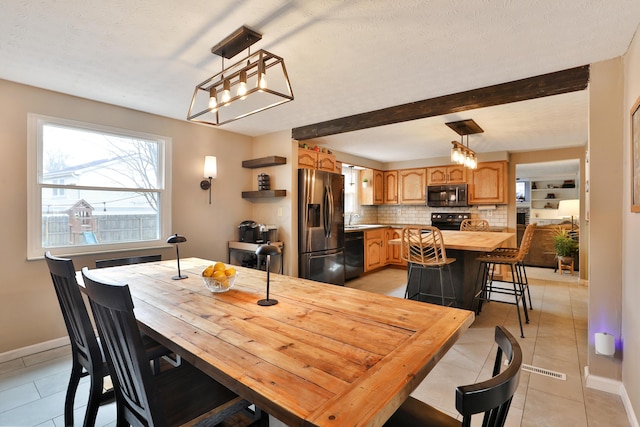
430;212;471;230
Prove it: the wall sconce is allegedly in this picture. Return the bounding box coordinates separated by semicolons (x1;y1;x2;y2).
595;332;615;356
200;156;217;204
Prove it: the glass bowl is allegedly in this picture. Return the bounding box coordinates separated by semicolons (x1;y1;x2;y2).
203;273;237;293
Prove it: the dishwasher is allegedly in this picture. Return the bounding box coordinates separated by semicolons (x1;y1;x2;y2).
344;231;365;280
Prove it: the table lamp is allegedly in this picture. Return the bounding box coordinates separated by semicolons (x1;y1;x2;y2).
557;199;580;231
256;244;281;306
166;234;187;280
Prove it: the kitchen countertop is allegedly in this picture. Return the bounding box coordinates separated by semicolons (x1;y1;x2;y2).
344;224;412;232
345;224;507;232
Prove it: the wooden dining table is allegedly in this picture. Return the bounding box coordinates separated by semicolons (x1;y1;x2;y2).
82;257;474;427
389;230;516;309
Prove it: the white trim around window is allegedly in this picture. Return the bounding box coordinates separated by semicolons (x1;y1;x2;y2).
27;113;173;259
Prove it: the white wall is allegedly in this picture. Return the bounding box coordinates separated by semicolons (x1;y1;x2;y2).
0;79;255;353
622;25;640;420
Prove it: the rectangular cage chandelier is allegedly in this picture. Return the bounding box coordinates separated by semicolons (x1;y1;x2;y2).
187;26;294;126
446;119;483;170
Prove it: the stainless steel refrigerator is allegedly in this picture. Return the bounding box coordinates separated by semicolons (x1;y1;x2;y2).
298;168;345;286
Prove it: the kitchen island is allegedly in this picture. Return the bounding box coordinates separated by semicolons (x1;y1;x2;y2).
389;230;515;309
83;257;474;427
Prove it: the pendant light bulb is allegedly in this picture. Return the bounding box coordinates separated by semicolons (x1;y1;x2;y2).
258;59;267;91
208;87;218;111
221;79;231;104
237;70;248;99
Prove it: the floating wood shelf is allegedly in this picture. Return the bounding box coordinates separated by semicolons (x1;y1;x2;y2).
242;190;287;199
241;156;287;169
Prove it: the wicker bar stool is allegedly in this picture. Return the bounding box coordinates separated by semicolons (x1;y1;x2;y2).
460;219;490;231
401;226;457;307
474;223;537;338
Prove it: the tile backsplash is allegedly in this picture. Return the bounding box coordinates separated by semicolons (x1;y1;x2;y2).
352;204;508;229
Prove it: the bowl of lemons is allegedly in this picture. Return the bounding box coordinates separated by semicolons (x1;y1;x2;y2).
202;262;237;293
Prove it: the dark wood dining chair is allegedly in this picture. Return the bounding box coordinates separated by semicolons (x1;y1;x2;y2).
81;266;268;427
45;252;169;427
384;325;522;427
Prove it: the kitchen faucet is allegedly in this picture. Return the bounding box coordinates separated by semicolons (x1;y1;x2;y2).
347;212;360;225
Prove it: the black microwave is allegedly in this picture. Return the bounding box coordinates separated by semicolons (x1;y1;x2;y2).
427;184;469;207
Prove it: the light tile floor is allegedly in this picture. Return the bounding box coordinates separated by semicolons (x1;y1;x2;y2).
0;267;631;426
348;266;631;427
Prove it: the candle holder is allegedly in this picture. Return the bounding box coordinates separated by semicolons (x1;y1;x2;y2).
255;244;281;306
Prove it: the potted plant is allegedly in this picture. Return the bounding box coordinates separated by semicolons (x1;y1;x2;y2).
553;227;577;263
362;177;369;187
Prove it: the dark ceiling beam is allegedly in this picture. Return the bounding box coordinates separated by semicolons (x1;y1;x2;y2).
292;65;590;141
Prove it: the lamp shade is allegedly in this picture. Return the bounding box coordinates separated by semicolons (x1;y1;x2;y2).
166;234;187;244
203;156;217;179
557;199;580;218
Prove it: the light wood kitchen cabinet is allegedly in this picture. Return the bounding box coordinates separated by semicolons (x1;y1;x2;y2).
385;228;405;266
468;161;508;204
360;169;384;205
398;168;426;204
426;165;467;185
383;171;398;204
364;228;385;271
297;148;339;172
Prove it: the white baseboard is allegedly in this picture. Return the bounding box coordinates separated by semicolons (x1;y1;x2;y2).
0;337;70;364
584;366;639;427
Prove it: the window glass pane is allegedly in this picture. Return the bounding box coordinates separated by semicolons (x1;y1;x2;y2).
41;188;160;248
28;114;171;258
41;124;161;189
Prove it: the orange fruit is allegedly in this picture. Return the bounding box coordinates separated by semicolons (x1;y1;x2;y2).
224;267;236;277
213;262;226;272
202;266;214;277
213;270;226;279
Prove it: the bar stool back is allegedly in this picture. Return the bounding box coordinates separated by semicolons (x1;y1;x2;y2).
460;219;490;231
401;226;457;306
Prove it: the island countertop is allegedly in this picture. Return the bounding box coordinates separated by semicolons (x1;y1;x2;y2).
389;230;515;252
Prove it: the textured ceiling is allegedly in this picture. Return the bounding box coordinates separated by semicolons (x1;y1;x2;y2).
1;1;640;162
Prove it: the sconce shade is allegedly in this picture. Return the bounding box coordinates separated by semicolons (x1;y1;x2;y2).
203;156;218;179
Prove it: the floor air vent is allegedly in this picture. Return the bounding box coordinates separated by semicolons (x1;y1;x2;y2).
521;363;567;380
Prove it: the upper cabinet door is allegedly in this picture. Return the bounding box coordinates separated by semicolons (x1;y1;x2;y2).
447;165;467;184
298;148;317;169
373;170;384;204
398;168;426;204
469;161;508;204
383;171;398;204
426;165;466;185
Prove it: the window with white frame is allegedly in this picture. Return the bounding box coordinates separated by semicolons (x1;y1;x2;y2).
27;114;172;258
